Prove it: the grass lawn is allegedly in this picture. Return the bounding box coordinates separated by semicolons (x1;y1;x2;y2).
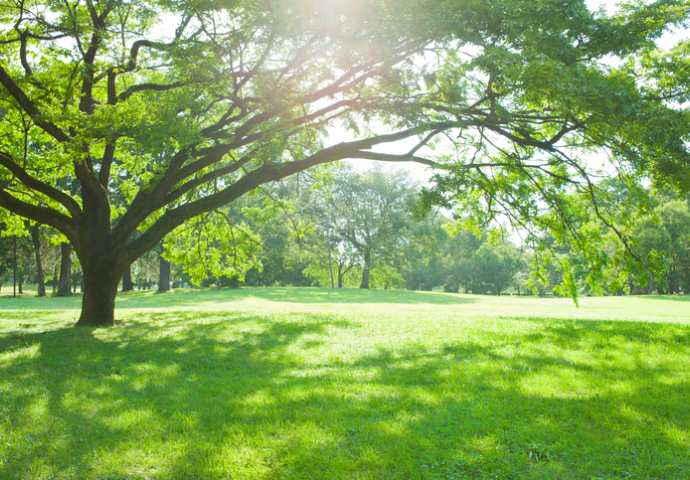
1;288;689;480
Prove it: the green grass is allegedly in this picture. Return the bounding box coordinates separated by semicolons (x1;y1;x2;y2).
1;288;689;480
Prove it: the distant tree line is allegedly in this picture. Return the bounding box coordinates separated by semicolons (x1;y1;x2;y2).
2;167;688;297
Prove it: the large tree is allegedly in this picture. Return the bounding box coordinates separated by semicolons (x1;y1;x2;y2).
0;0;688;325
309;166;415;289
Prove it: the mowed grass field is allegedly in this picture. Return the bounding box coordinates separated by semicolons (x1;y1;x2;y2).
1;288;689;480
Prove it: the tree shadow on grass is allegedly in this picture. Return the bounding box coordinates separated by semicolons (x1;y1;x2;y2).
1;315;689;479
0;288;480;315
111;287;481;309
641;294;690;302
234;287;480;305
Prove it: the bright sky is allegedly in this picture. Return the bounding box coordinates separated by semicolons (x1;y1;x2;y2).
341;0;689;180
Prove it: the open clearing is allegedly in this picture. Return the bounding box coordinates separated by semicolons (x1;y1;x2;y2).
1;288;689;480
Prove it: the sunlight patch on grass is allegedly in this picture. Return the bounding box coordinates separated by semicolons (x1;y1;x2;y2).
0;341;41;365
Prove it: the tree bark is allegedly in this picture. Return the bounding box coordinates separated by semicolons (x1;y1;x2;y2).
52;265;58;294
122;265;134;291
57;242;72;297
76;267;120;327
18;274;23;294
360;249;371;289
158;248;171;293
158;257;170;293
30;224;46;297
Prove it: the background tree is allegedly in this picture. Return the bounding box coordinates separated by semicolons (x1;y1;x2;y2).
444;229;488;294
158;244;171;293
305;166;416;289
401;212;450;291
56;243;72;297
472;242;520;296
28;223;46;296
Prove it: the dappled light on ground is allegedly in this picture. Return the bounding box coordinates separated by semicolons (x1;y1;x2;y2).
1;290;689;479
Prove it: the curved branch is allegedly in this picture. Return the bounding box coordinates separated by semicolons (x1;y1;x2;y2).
0;188;78;242
162;155;253;207
120;122;459;263
0;151;82;219
0;65;71;143
349;151;437;166
119;82;184;101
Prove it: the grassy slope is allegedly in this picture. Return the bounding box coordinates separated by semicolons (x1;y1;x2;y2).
1;288;689;480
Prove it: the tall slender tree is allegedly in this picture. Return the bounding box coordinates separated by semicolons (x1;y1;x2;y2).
158;244;171;293
28;223;46;297
57;243;72;297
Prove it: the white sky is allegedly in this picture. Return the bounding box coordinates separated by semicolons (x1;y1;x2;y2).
340;0;689;180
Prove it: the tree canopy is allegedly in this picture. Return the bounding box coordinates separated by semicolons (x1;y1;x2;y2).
0;0;688;325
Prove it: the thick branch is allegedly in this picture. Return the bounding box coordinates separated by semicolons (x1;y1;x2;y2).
18;32;32;77
99;141;117;187
162;155;253;207
0;151;82;219
349;151;437;166
0;65;71;142
110;147;192;245
121;123;458;264
119;82;184;101
0;188;77;242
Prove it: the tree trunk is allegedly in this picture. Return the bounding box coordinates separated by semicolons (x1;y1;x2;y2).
76;266;121;327
57;242;72;297
122;265;134;292
30;224;46;297
18;274;23;294
337;263;344;288
52;265;58;294
646;272;655;295
158;253;171;293
359;249;371;289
